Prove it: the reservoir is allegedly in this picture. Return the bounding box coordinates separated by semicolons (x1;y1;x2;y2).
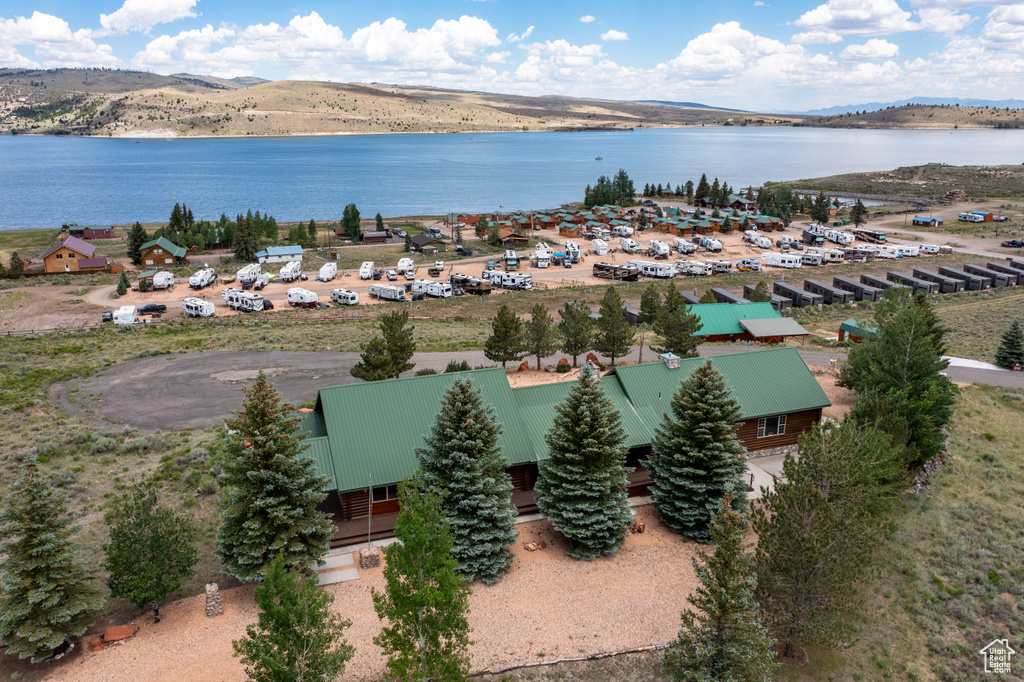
2;127;1023;230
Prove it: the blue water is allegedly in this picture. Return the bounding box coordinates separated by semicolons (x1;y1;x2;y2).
2;127;1023;230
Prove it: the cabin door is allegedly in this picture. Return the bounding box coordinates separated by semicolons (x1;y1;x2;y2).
65;264;70;272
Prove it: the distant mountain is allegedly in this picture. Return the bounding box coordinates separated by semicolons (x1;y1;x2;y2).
231;76;270;87
782;97;1024;116
637;99;744;113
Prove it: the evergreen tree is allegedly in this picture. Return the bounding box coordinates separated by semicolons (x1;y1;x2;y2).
594;286;635;366
849;199;868;228
535;365;633;560
307;219;317;243
127;221;149;265
417;378;518;583
558;300;593;367
404;232;412;251
638;283;665;326
375;213;384;231
748;281;771;303
524;303;558;370
612;168;635;204
661;495;777;682
647;361;747;541
264;215;279;243
484;303;526;368
0;260;7;279
219;214;236;248
116;271;129;296
380;309;416;378
373;478;472;682
652;284;703;358
809;191;832;225
169;202;184;231
217;371;334;581
445;359;472;373
233;212;258;262
8;251;24;279
685;180;694;201
995;319;1024;368
710;178;721;207
234;552;354;682
350;336;393;382
699;289;717;304
0;463;105;663
104;484;197;623
341;204;361;241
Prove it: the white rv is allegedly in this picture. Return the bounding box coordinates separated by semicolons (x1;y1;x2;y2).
806;247;845;263
482;271;533;290
958;212;984;223
319;262;337;281
113;305;139;325
620;238;640;253
359;261;375;280
736;258;762;272
411;279;433;293
533;250;550;268
893;244;920;258
189;268;216;290
396;258;415;278
673;237;697;255
564;240;582;262
870;245;901;259
806;223;829;236
330;288;359;306
612;226;635;237
917;244;940;255
648;240;670;258
703;259;732;274
182;297;215;318
151;271;175;289
368;284;406;301
426;282;453;298
800;253;823;266
675;261;713;276
592;239;609;256
761;252;803;269
279;260;303;283
237;263;262;287
222;288;266;312
628;259;675;279
698;236;722;252
287;287;318;308
826;229;855;246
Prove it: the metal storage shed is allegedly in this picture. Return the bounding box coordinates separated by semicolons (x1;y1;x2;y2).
964;264;1017;288
738;317;810;343
912;269;965;293
832;275;883;302
687;302;781;341
886;272;938;295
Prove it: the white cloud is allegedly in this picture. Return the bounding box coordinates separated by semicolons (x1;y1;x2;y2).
579;15;595;23
754;1;766;6
791;30;844;43
99;0;198;35
506;26;534;43
666;22;801;79
795;0;918;35
915;8;974;33
600;29;628;41
0;11;117;68
841;38;900;59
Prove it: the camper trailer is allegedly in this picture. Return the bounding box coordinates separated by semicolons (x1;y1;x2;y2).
917;244;940;255
675;261;713;277
237;263;262;288
886;272;938;295
620;238;640;254
148;271;174;290
113;305;139;325
912;269;964;293
806;247;844;263
279;261;303;283
762;252;802;269
189;268;216;290
832;276;884;302
736;258;761;272
564;240;582;263
938;266;990;291
368;284;407;301
704;260;732;274
411;279;434;294
612;226;635;237
673;237;697;255
331;288;359;305
359;261;375;280
800;253;823;267
648;240;671;258
450;274;492;295
804;279;855;305
592;239;609;256
425;281;453;298
482;271;533;290
826;229;855;246
628;259;675;279
592;262;640;281
319;262;338;281
222;288;266;312
743;230;772;249
958;212;985;223
698;236;722;252
806;223;829;237
396;258;415;278
893;245;920;258
182;297;216;317
776;234;800;250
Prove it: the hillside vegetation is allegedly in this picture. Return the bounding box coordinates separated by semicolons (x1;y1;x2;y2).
802;102;1024;129
0;68;795;137
771;164;1024;200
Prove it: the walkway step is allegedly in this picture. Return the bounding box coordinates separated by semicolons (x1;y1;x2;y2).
317;567;360;586
318;553;355;570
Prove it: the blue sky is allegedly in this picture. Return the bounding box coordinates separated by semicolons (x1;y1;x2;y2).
2;0;1023;110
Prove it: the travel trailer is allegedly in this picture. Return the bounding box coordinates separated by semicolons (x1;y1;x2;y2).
592;262;640;281
698;236;722;252
743;230;772;249
222;288;266;312
237;263;262;288
675;261;713;276
761;252;802;269
330;288;359;305
279;260;303;283
360;261;375;279
189;268;216;290
648;240;671;258
806;247;845;263
368;284;407;301
481;271;533;290
319;262;337;281
800;253;823;267
182;297;215;317
592;239;609;256
627;259;676;279
113;305;139;325
564;240;582;262
151;271;175;289
672;237;697;255
612;226;635;237
450;274;492;295
736;258;761;272
620;238;640;254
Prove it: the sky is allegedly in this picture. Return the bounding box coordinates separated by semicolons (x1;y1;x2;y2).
1;0;1023;111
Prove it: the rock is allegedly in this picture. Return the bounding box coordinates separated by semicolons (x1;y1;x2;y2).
629;522;646;534
88;637;104;652
360;546;381;569
103;625;138;643
518;361;530;372
586;352;600;364
557;358;570;367
537;540;547;549
524;542;538;551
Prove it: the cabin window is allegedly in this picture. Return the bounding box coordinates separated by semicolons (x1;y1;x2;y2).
757;415;787;438
56;253;63;258
154;249;163;254
372;485;399;502
145;259;154;265
68;253;75;258
164;258;173;264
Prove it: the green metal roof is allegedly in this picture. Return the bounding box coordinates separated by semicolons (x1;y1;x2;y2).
840;318;878;339
302;436;337;489
315;368;535;492
296;410;328;439
686;302;780;337
611;347;830;424
140;236;187;258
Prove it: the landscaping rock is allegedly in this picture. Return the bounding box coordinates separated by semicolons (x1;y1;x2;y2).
103;625;138;643
360;546;381;569
205;583;223;618
586;352;600;364
518;361;530;372
88;637;104;652
557;358;570;367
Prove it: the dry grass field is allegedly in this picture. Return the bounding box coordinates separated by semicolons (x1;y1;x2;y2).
773;164;1024;201
803;103;1024;129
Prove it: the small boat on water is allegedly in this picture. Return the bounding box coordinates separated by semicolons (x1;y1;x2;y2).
595;156;603;160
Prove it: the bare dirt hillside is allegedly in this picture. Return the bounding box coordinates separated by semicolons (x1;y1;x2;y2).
803;103;1024;129
773;164;1024;200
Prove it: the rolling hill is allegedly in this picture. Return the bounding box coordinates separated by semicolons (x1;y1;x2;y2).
798;102;1024;129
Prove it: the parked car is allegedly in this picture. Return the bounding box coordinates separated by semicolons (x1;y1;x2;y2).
262;299;274;310
138;304;167;314
428;266;442;277
1001;240;1023;248
395;229;407;237
386;269;398;281
101;310;113;322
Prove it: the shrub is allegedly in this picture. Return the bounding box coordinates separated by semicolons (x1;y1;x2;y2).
88;437;118;455
415;368;438;376
555;363;571;373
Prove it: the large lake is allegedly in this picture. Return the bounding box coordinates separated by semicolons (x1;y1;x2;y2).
2;127;1024;230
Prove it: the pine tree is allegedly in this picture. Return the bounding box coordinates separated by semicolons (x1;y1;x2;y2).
375;213;384;231
341;204;361;241
116;271;129;296
217;371;334;581
127;221;149;265
748;281;771;303
8;251;24;279
417;378;518;583
373;478;472;682
699;289;717;304
995;319;1024;368
809;191;831;225
484;303;526;368
404;232;412;251
525;303;558;370
651;284;703;358
638;283;665;326
535;365;634;560
661;495;777;682
849;199;868;228
558;300;593;367
380;310;416;378
306;219;317;243
0;463;105;663
594;286;635;366
234;552;354;682
233;212;258;262
0;260;7;279
169;202;184;231
104;484;197;623
350;336;393;382
647;361;747;541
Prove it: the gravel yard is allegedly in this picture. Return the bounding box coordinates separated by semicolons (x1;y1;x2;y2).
42;505;701;682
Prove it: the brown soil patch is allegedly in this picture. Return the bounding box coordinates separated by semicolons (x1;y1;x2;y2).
810;366;854;420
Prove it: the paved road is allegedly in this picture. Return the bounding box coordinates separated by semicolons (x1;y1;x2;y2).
61;344;1023;432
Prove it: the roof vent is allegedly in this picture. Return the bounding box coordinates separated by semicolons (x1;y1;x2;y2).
660;352;680;369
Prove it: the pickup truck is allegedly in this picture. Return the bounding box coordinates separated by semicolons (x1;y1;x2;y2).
138;303;168;314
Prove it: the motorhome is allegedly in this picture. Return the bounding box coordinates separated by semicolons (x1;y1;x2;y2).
189;268;216;290
450;274;492;295
806;247;845;263
672;237;697;255
564;240;582;262
222;288;266;312
113;305;139;325
368;284;407;301
743;230;772;249
800;253;823;266
853;228;887;244
331;288;360;305
698;236;722;252
762;252;803;269
648;240;671;258
620;238;640;254
826;229;855;246
182;297;216;317
504;250;520;271
237;263;262;288
533;250;551;268
736;258;761;272
279;260;303;283
592;262;640;281
806;223;829;236
319;262;338;281
612;226;635;237
675;261;713;276
592;239;609;256
801;230;826;246
628;259;676;279
359;261;375;279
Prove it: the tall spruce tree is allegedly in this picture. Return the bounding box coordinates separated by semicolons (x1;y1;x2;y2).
558;301;593;367
484;303;526;368
380;309;416;378
8;252;25;279
306;219;317;243
534;365;634;560
350;336;393;382
748;281;771;303
127;221;149;265
341;204;361;241
417;378;518;583
234;552;354;682
638;283;665;326
698;289;717;304
524;303;559;370
849;199;868;228
373;478;472;682
648;361;747;541
104;484;197;623
217;371;334;581
0;463;106;663
233;212;258;262
662;496;777;682
116;271;129;296
651;284;703;358
594;286;635;366
995;319;1024;368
